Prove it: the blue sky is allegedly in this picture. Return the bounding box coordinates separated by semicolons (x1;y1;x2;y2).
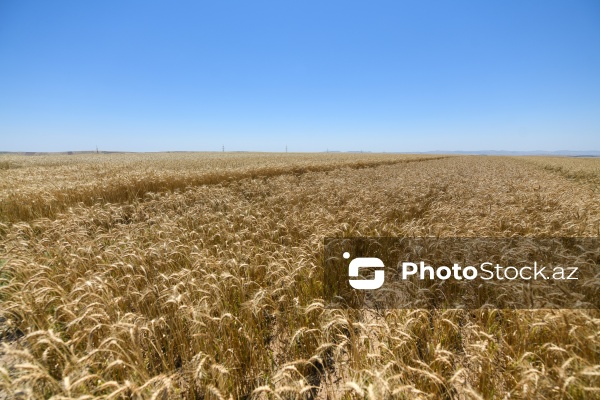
1;0;599;152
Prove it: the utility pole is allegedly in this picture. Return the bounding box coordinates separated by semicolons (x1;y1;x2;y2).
222;145;224;153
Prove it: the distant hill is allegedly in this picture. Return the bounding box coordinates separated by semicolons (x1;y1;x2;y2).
417;150;600;157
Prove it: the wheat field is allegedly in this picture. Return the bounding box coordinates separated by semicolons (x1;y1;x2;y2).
0;153;599;399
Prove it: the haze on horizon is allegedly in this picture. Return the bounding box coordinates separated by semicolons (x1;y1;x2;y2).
1;0;599;153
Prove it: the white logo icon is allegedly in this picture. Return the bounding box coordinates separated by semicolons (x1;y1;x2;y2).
345;252;385;290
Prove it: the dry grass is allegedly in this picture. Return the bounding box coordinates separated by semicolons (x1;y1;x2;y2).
0;154;599;399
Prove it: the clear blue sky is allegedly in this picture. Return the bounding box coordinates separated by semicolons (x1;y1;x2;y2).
1;0;599;152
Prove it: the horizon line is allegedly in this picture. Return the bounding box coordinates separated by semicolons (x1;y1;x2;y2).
2;150;600;155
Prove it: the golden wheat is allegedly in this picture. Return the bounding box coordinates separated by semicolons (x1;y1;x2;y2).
0;154;599;399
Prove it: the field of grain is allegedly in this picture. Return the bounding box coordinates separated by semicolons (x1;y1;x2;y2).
0;153;599;399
